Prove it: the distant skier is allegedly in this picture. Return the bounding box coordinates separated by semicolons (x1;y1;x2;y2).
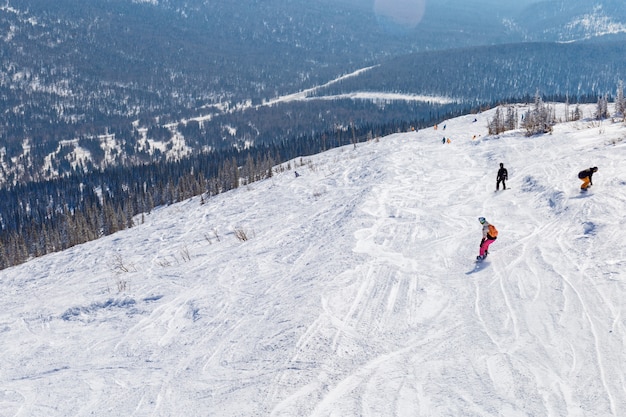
578;166;598;190
496;162;508;191
477;217;498;261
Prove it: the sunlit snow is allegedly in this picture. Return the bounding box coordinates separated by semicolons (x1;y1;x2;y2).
1;104;626;416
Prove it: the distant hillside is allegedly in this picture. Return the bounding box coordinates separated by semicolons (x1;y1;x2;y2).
310;41;626;104
516;0;626;41
1;0;626;186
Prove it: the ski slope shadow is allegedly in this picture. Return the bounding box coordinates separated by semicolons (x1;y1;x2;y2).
569;190;594;199
465;259;490;275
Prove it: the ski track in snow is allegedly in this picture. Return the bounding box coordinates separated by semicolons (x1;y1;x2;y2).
1;104;626;416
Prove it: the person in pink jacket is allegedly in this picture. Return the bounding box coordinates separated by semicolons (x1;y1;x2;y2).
477;217;498;261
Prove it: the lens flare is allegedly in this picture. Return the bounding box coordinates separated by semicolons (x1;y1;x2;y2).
374;0;426;30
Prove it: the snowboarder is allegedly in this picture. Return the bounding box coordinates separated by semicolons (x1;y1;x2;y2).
477;217;498;261
496;162;508;190
578;166;598;190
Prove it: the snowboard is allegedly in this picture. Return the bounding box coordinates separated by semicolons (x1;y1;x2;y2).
467;255;489;274
476;254;488;263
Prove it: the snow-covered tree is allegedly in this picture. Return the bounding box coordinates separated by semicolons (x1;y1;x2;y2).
595;94;609;120
571;104;582;121
505;106;518;131
488;107;505;135
488;105;518;135
522;91;556;136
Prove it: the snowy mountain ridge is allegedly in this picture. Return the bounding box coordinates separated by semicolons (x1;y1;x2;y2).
563;4;626;41
1;104;626;416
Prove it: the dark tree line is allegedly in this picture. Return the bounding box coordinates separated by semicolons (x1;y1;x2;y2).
488;82;626;137
0;107;478;270
0;97;467;186
312;41;626;107
0;146;253;269
2;84;618;269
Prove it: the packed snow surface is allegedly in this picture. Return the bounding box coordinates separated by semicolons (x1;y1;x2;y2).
1;104;626;416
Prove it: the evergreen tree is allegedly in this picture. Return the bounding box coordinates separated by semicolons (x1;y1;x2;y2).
571;104;582;121
522;91;555;136
505;106;518;131
595;94;609;120
488;108;505;135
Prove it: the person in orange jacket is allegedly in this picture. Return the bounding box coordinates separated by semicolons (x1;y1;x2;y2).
578;166;598;190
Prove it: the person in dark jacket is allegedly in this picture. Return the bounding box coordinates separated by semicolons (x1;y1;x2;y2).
496;162;508;191
578;167;598;190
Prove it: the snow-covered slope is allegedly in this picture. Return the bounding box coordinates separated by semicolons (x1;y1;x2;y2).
1;104;626;416
514;0;626;42
563;5;626;41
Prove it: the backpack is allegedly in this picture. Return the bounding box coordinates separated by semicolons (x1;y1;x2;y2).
578;170;587;179
488;224;498;239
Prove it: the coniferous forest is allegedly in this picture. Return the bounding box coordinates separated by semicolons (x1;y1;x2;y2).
0;108;475;269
